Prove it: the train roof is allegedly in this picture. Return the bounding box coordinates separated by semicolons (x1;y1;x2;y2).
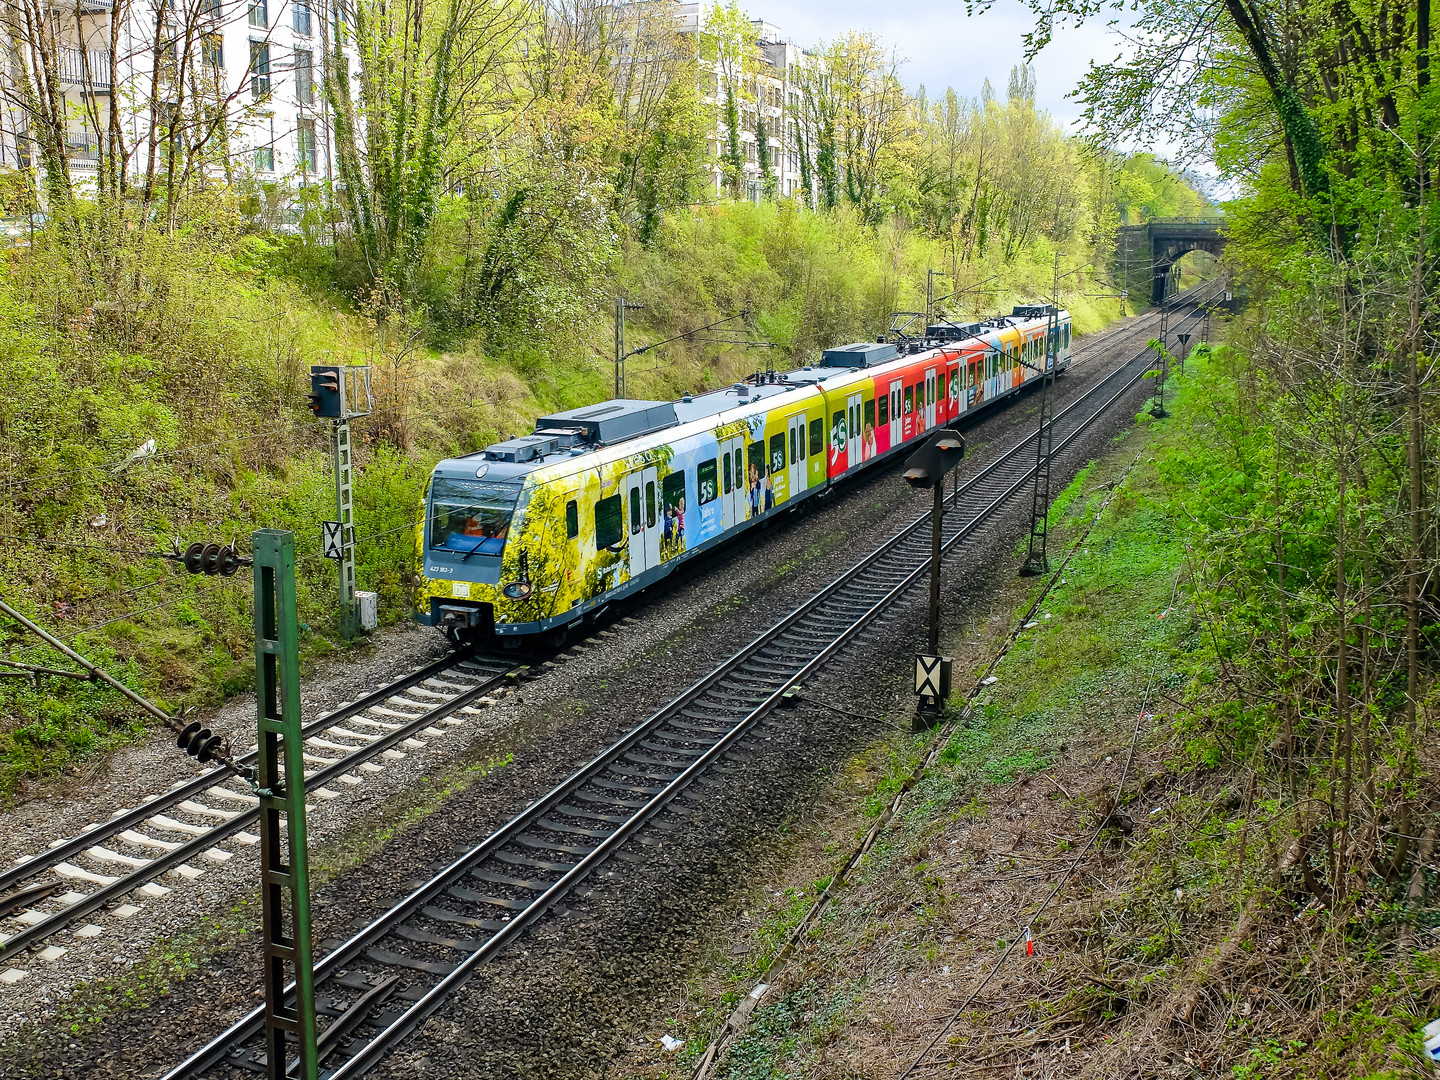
429;307;1069;491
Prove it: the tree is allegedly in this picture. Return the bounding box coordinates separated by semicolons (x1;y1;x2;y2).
756;115;776;197
322;0;526;292
701;0;757;199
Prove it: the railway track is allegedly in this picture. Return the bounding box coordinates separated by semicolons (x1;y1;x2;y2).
161;288;1218;1080
0;652;522;965
0;283;1216;979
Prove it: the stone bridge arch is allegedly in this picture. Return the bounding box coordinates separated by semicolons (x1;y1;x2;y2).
1116;221;1226;304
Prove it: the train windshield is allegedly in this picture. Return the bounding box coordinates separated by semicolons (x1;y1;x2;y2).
428;477;522;558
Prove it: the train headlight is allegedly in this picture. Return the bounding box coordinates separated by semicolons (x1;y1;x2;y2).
502;581;533;601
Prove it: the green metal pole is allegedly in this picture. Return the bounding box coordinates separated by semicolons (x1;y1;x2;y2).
252;529;318;1080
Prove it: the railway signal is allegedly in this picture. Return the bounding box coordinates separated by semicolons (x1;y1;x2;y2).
904;430;966;727
306;365;372;640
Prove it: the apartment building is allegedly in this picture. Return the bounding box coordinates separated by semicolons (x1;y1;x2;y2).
2;0;351;192
673;4;815;200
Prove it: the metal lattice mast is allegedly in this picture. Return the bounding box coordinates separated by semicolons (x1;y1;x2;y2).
253;530;318;1080
1020;259;1061;576
333;418;358;640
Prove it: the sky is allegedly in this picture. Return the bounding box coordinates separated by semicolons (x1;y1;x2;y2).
754;0;1131;138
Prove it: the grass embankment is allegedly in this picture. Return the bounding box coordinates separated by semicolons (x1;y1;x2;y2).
0;202;1129;802
628;353;1438;1078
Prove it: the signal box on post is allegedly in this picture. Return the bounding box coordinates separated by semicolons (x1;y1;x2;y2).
308;365;372;419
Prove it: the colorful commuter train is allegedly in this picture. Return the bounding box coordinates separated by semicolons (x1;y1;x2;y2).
414;305;1072;644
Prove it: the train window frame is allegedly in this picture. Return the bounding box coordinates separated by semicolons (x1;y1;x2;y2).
722;453;733;494
769;431;786;475
698;460;718;504
789;423;799;463
565;499;578;539
863;396;875;434
926;379;934;405
904;387;914;414
630;487;642;534
877;392;889;427
645;480;658;529
809;417;823;456
747;441;765;488
595;494;622;550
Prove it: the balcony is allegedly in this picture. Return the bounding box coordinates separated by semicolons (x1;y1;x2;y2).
57;47;111;91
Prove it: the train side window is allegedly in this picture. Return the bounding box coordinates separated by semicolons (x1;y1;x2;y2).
565;499;578;539
926;380;934;405
904;387;914;414
629;487;642;534
645;480;657;529
877;393;889;426
748;441;765;485
596;494;622;549
769;432;786;474
789;424;799;463
698;459;718;504
937;372;945;400
722;453;733;494
1065;324;1071;347
863;397;875;433
809;417;823;456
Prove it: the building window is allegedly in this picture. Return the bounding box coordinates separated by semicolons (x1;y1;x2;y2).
297;118;317;172
250;41;270;97
248;0;266;26
202;33;222;70
295;48;314;104
254;145;274;171
293;0;311;34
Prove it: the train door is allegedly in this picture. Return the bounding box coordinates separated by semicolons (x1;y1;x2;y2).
720;436;744;528
924;368;937;427
625;466;659;579
846;393;862;468
787;413;806;498
888;380;902;445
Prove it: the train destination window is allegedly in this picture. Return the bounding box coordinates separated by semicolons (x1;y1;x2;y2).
428;477;521;557
769;432;786;475
595;494;622;550
565;499;578;539
877;394;889;426
645;480;657;529
809;417;823;456
698;460;718;504
630;487;642;534
904;387;914;414
722;453;733;494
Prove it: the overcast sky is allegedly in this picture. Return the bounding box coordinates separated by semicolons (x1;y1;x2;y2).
755;0;1129;138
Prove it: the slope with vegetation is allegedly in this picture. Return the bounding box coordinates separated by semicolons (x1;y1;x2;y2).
642;0;1440;1069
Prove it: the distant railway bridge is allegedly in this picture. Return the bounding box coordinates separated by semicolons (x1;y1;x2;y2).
1116;220;1226;304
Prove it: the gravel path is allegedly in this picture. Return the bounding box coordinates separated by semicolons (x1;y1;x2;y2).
0;305;1180;1074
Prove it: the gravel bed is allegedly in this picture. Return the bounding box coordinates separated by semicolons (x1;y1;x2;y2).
0;307;1172;1073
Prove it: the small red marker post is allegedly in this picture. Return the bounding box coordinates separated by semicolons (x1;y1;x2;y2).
1025;927;1035;957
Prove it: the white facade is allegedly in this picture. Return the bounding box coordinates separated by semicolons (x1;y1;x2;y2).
675;3;817;201
2;0;355;192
